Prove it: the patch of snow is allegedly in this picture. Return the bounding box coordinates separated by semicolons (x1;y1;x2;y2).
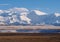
55;13;60;17
33;10;47;15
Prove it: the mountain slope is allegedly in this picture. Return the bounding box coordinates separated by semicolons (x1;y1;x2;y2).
0;7;60;26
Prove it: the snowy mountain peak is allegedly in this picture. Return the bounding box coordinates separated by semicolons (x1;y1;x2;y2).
20;15;31;24
0;10;4;14
33;10;47;15
56;20;60;23
0;7;60;26
55;13;60;17
8;7;29;13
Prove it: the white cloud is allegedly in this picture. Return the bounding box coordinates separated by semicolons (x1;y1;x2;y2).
55;13;60;17
33;10;47;15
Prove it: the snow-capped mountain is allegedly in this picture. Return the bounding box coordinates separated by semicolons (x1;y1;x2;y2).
0;7;31;25
27;10;47;25
0;7;60;26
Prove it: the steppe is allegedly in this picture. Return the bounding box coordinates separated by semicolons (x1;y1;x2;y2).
0;33;59;42
0;26;60;42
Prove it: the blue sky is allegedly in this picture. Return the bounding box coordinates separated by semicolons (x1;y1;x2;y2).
0;0;60;13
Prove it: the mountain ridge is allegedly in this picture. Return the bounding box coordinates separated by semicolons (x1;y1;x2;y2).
0;7;60;26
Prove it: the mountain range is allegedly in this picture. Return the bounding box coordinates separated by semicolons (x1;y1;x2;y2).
0;7;60;26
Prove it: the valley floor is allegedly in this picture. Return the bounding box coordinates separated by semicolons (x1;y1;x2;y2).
0;33;59;42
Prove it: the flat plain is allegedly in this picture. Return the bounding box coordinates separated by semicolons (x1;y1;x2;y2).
0;26;60;42
0;33;59;42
